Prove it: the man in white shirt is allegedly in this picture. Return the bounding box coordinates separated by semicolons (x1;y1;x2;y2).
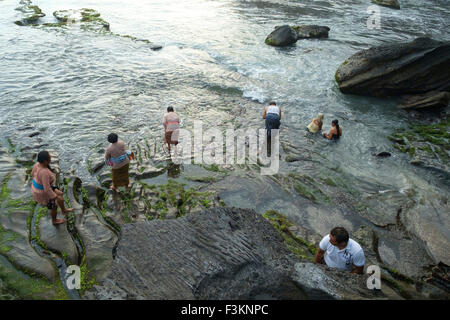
314;227;365;274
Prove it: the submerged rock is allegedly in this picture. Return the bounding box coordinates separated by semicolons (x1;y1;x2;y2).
14;0;45;26
335;37;450;97
398;91;450;110
371;0;401;10
265;25;298;47
293;25;330;39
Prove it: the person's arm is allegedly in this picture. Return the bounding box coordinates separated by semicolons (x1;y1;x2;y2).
314;248;326;264
339;127;342;136
279;108;282;120
351;265;364;274
323;129;331;139
318;121;323;130
105;147;111;161
163;114;168;130
351;250;365;274
262;106;268;119
41;171;57;200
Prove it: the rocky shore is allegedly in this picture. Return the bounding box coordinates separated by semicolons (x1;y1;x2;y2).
0;124;448;300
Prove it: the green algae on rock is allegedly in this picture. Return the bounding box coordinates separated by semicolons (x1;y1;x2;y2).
388;117;449;178
14;0;45;26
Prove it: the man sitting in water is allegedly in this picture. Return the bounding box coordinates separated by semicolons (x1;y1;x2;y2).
314;227;365;274
163;106;180;155
307;113;324;133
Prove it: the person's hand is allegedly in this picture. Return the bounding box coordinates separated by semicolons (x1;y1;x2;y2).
55;189;63;196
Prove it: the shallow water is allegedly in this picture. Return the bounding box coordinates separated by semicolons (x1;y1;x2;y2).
1;0;449;263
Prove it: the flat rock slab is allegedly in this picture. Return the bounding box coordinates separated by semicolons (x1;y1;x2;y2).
293;263;378;299
2;237;56;281
39;215;79;265
75;208;118;281
85;207;305;299
377;231;435;279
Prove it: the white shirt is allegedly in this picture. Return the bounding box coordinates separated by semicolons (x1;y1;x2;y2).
319;234;365;271
266;105;280;116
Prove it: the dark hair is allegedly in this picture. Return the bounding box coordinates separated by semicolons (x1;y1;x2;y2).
37;150;50;164
167;106;174;112
330;227;349;244
37;150;52;170
108;133;118;144
332;119;340;137
269;101;276;106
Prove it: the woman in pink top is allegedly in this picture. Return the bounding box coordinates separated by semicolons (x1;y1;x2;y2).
162;106;180;154
105;133;130;191
31;151;73;225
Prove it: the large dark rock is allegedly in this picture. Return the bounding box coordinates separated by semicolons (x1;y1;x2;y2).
335;37;450;97
84;207;382;300
265;25;298;47
371;0;400;10
398;91;450;110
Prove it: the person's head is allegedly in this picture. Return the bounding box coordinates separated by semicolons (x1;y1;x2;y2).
332;119;339;128
108;133;118;144
329;227;349;249
317;113;324;121
167;106;174;112
37;150;51;167
269;101;276;106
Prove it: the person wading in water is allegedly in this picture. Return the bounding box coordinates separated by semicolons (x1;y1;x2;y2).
307;113;324;133
105;133;131;192
262;101;282;156
163;106;180;156
31;150;73;225
323;119;342;140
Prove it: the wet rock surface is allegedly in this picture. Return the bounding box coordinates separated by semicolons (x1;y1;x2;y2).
398;91;450;110
335;37;450;97
85;207;381;300
371;0;401;9
265;25;298;47
293;25;330;39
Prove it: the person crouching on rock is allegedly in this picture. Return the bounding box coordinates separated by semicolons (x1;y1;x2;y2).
314;227;365;274
163;106;180;155
307;113;324;133
262;101;281;155
31;150;73;226
323;119;342;140
105;133;130;192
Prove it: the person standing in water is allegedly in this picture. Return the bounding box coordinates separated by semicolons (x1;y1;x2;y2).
163;106;180;155
262;101;281;155
323;119;342;140
307;113;324;133
31;150;73;226
105;133;130;191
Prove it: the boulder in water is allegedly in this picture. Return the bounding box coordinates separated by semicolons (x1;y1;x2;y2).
398;91;450;110
371;0;401;10
335;37;450;97
265;25;298;47
293;25;330;39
